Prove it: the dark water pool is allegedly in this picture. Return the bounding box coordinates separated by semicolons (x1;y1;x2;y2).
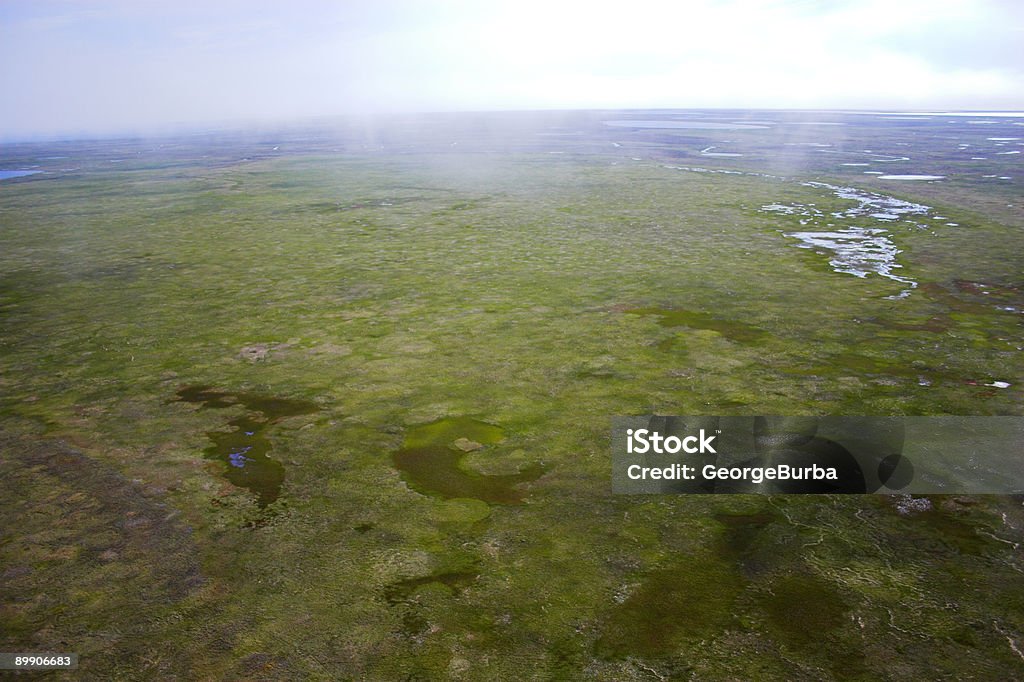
174;385;317;507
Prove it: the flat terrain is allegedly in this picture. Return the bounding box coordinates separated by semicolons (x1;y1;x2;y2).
1;110;1023;679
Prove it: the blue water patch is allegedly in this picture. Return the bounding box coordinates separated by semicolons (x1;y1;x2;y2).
604;120;769;130
0;170;43;181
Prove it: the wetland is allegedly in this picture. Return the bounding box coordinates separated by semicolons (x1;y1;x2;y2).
1;109;1022;679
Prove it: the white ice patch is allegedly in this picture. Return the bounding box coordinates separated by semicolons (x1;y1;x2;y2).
700;145;743;157
662;164;778;179
760;182;934;297
761;203;822;217
803;182;932;221
877;175;945;180
785;227;915;289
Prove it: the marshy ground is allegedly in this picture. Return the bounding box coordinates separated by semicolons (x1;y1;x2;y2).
1;110;1022;679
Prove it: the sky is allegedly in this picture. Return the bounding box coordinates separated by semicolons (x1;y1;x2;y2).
2;0;1023;139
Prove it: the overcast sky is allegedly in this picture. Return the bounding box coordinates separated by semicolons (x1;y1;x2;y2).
2;0;1023;139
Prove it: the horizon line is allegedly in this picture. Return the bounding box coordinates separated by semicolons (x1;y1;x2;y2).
3;106;1024;145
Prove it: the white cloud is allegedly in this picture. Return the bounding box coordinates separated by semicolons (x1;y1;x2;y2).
1;0;1022;137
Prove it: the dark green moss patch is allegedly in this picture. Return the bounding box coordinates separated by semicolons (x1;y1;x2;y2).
761;573;849;649
896;499;994;557
384;569;479;637
595;554;744;659
384;569;478;606
393;417;547;504
626;307;767;344
713;510;781;575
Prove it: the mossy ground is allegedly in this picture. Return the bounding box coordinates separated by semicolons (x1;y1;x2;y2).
1;113;1023;679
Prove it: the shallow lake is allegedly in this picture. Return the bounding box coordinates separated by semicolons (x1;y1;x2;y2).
0;170;42;180
603;120;769;130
